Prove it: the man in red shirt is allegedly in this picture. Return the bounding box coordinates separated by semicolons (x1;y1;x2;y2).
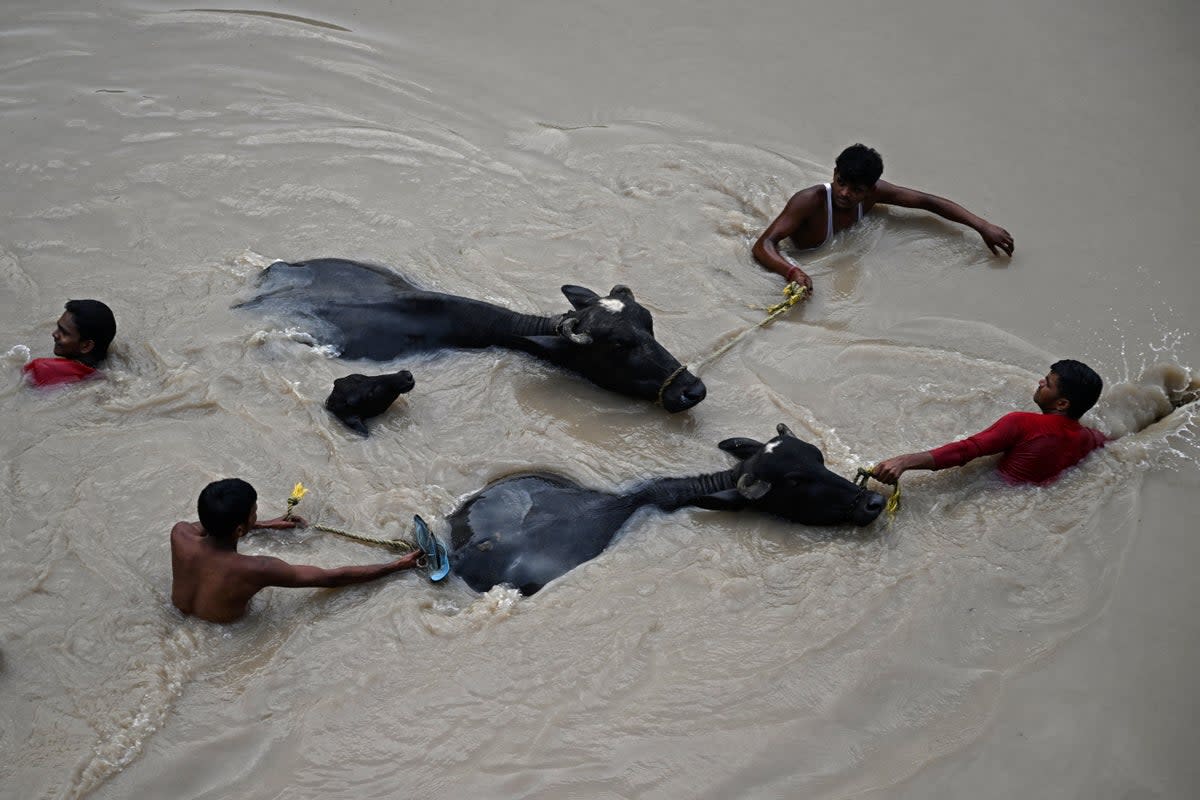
22;299;117;387
872;360;1105;486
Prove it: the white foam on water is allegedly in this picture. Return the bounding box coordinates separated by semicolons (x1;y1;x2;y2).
246;327;341;358
4;343;31;365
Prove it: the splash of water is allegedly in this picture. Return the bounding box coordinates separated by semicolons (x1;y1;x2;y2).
1089;361;1199;439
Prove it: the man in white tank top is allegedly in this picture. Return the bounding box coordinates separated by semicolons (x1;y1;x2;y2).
752;144;1014;294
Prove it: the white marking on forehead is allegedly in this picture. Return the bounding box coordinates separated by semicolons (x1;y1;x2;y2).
764;441;779;454
598;298;625;314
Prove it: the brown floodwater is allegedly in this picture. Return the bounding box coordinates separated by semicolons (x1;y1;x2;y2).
2;1;1197;798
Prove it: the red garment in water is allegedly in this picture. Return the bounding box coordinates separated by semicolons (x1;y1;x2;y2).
22;357;98;387
929;411;1106;485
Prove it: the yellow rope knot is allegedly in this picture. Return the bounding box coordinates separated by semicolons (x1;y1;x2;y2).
765;281;809;317
855;468;902;522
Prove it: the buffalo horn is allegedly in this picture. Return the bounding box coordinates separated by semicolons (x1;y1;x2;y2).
559;316;593;345
736;472;771;500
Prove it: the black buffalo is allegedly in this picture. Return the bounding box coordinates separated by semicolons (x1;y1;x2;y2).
237;258;706;412
447;424;886;594
325;370;415;436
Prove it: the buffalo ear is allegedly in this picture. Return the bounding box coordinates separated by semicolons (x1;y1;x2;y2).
692;489;748;511
562;285;600;310
718;437;763;460
776;422;796;438
609;285;635;301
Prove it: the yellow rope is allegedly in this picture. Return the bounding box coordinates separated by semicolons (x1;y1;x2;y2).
854;468;902;521
690;282;809;374
311;523;417;552
283;482;422;559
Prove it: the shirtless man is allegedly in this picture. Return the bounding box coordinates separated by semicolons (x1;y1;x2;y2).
872;360;1105;486
23;299;117;387
171;478;421;623
752;144;1015;293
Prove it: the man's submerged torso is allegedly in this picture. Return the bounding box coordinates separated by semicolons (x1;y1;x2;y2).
787;183;865;251
22;357;98;387
931;411;1106;485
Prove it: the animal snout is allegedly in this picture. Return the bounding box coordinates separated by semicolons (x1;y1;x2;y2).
661;371;706;413
390;370;416;392
854;491;886;526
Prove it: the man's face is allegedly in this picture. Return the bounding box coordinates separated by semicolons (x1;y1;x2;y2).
1034;371;1069;413
832;170;871;209
52;312;93;360
238;503;259;539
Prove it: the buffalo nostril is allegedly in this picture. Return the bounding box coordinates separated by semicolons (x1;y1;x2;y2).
671;384;706;411
855;492;885;525
662;375;706;412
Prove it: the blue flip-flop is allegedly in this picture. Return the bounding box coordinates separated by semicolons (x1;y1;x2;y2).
413;514;450;582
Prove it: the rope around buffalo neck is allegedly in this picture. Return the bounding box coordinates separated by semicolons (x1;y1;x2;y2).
854;468;902;521
687;282;809;376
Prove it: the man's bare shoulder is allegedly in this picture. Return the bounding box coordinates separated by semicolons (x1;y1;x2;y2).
866;179;923;208
773;185;825;223
786;184;825;205
232;552;298;583
171;520;204;547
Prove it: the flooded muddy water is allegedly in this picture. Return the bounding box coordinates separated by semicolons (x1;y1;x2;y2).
2;1;1197;797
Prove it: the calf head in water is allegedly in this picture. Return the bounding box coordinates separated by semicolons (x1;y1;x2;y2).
324;370;415;436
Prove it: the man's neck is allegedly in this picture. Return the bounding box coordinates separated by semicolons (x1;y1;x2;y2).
201;530;238;552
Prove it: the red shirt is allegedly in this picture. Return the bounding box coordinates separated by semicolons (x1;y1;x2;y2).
22;357;98;387
929;411;1106;485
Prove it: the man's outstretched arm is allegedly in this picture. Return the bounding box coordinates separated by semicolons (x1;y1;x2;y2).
872;413;1025;483
873;180;1014;256
752;189;820;292
254;515;308;530
872;450;936;484
250;551;423;590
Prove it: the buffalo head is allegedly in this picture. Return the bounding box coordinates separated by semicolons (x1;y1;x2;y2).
697;423;884;526
554;284;706;413
325;370;415;436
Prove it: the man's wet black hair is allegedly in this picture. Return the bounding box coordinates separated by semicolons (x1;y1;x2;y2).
198;478;257;542
1051;359;1103;419
835;144;884;188
64;299;116;364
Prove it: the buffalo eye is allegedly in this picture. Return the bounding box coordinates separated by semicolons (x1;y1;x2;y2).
608;334;639;352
